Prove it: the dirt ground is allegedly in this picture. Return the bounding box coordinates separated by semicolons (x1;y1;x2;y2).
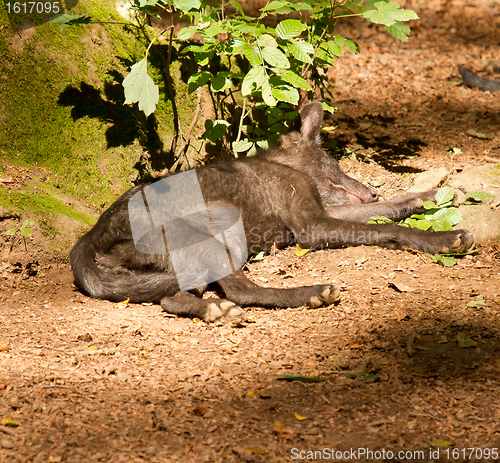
1;1;500;462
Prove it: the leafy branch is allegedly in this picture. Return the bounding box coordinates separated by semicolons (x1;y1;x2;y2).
51;0;419;162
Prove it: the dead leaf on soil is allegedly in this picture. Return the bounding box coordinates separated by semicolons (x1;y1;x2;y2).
273;421;293;439
389;282;415;292
302;360;318;368
346;342;363;349
274;374;327;383
2;419;19;427
245;446;266;455
466;129;490;140
456;332;478;348
294;413;309;421
433;440;452;447
114;298;130;309
0;342;9;352
189;406;207;416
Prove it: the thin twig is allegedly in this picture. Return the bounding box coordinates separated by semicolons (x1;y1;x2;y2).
167;25;180;158
179;87;203;168
235;98;247;145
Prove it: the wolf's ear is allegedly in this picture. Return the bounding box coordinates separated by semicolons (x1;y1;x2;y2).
299;102;324;144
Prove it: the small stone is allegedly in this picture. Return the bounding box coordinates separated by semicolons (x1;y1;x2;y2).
408;168;448;192
1;438;14;449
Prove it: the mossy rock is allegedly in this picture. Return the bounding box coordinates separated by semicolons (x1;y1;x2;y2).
0;0;209;259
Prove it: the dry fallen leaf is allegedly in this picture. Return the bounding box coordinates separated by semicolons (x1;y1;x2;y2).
346;342;363;349
0;342;9;352
114;298;130;309
294;413;309;421
2;418;19;427
389;282;415;293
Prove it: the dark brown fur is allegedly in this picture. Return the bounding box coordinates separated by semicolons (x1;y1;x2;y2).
70;102;474;323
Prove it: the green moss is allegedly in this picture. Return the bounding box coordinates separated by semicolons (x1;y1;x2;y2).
0;188;95;234
0;0;173;210
0;0;205;261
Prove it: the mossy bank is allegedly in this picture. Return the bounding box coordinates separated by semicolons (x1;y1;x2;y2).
0;0;202;258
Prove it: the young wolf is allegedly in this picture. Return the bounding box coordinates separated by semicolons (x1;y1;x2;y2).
71;102;474;323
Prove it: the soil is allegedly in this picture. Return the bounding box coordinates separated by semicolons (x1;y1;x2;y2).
1;1;500;462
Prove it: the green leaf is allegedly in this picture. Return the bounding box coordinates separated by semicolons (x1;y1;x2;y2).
467;299;485;309
20;227;32;237
280;70;311;90
404;217;433;230
187;71;211;93
251;251;265;261
368;215;394;224
256;139;269;150
233;139;255;153
47;14;92;29
363;2;419;27
345;39;360;54
271;85;299;104
201;23;227;38
2;418;19;427
289;2;312;11
321;102;336;114
328;41;344;57
295;245;310;257
386;21;411;41
210;72;235;92
261;79;277;106
422;201;437;210
288;40;314;64
122;58;159;118
433;441;452;448
456;332;478;348
434;208;463;227
242;66;267;96
334;35;346;47
5;228;16;236
177;26;197;41
274;375;327;383
173;0;201;12
260;0;288;12
241;44;263;66
192;51;213;67
276;19;307;40
257;34;278;48
201;119;230;142
432;255;457;267
435;186;455;206
466;191;495;201
262;47;290;68
316;43;336;66
229;0;244;15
